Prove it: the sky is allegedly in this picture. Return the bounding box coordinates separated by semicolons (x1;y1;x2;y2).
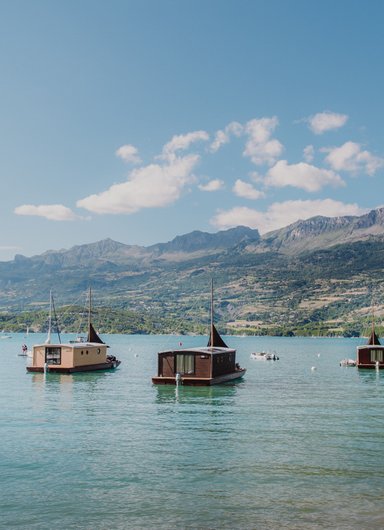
0;0;384;261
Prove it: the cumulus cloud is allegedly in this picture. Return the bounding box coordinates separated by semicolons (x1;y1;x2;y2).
210;121;243;152
77;155;199;214
243;117;284;166
14;204;80;221
303;145;315;163
115;144;141;164
307;111;349;134
161;130;209;161
198;179;224;192
249;171;264;183
0;245;20;250
233;179;264;200
264;160;344;192
323;141;384;175
211;199;366;234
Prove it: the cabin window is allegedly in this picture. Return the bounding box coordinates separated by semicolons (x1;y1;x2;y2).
175;354;195;375
370;350;383;362
45;347;61;365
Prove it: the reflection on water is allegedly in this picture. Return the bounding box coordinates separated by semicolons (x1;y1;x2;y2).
31;370;111;384
30;371;113;413
154;380;240;405
357;368;384;385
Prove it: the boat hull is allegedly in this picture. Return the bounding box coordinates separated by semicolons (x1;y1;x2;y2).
27;360;121;374
152;368;246;386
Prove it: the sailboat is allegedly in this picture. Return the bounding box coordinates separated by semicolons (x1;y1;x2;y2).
27;289;121;374
152;280;246;385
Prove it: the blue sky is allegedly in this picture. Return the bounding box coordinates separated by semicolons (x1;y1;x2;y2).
1;0;383;261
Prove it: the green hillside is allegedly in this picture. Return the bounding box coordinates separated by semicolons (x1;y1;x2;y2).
1;209;384;337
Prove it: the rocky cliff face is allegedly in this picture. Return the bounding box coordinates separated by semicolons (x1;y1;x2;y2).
261;208;384;254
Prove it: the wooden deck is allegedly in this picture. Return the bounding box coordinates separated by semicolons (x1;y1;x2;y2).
152;369;246;386
27;360;120;374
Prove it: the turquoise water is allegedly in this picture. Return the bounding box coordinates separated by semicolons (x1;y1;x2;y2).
1;333;384;529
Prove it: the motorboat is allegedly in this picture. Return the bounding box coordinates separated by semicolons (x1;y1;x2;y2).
339;358;356;367
250;351;279;361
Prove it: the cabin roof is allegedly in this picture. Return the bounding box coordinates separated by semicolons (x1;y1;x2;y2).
159;346;235;355
33;342;106;349
357;344;384;350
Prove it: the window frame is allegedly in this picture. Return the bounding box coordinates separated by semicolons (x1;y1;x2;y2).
370;349;383;363
175;353;195;375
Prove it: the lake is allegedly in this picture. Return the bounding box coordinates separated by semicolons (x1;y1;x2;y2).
1;333;383;529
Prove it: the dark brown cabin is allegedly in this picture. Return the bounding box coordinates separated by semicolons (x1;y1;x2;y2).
357;329;384;369
152;324;246;386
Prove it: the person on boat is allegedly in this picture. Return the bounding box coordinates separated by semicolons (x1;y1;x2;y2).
22;344;28;354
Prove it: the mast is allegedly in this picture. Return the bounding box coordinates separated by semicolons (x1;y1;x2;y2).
88;286;92;332
86;286;105;344
45;290;52;344
206;279;228;348
372;302;375;336
210;278;214;348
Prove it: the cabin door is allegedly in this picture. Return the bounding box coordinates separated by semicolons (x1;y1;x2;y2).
45;347;61;365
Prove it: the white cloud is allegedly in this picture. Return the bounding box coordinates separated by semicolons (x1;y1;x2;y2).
211;199;366;234
116;144;141;164
161;130;209;161
303;144;315;163
233;179;264;200
77;155;199;214
265;160;345;192
198;179;224;192
243;117;284;166
14;204;80;221
0;245;21;251
308;111;349;134
323;141;384;175
210;121;243;152
249;171;264;183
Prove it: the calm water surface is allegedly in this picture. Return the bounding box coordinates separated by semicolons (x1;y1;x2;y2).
1;334;383;529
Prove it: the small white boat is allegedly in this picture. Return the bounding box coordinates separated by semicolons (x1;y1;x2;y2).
339;358;356;367
250;351;279;361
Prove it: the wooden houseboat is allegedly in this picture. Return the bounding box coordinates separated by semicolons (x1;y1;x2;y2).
152;282;246;386
356;327;384;369
27;290;121;374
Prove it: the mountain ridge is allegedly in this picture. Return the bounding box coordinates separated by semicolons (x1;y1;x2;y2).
9;206;384;266
1;207;384;337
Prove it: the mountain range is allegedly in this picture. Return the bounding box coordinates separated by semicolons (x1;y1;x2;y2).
1;207;384;336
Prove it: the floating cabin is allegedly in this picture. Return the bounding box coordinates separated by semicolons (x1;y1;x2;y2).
27;291;121;374
152;284;246;386
356;328;384;369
